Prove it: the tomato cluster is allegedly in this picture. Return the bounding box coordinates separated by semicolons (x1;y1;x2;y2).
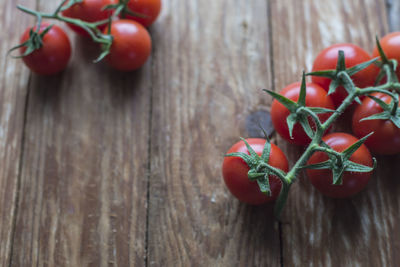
223;32;400;206
17;0;162;74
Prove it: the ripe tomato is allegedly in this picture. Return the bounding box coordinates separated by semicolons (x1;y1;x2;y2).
270;82;335;146
306;133;373;198
222;138;289;205
352;92;400;155
62;0;117;36
124;0;161;27
104;20;152;71
373;32;400;81
20;24;71;75
312;43;379;107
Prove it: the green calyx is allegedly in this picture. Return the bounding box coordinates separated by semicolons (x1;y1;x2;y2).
374;36;398;84
8;19;53;58
304;133;376;185
265;72;334;139
13;2;116;63
308;51;379;104
361;93;400;128
225;138;286;196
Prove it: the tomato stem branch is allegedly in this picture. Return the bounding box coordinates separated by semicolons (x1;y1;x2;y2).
273;59;400;218
15;3;118;61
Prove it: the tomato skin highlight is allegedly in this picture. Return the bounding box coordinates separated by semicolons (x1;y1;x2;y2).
270;82;335;146
62;0;117;36
306;133;373;198
104;20;152;71
312;43;379;107
124;0;161;27
222;138;289;205
20;24;71;75
373;32;400;81
352;93;400;155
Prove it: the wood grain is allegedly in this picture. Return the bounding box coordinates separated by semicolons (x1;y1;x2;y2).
388;0;400;31
270;0;397;266
0;0;34;266
148;0;280;266
3;0;400;266
10;1;151;266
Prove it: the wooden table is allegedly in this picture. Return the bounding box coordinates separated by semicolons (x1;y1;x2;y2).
1;0;400;266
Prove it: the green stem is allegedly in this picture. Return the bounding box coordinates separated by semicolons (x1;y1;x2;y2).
298;107;323;132
17;5;103;39
279;68;394;199
269;59;400;217
287;66;398;184
385;60;399;84
285;141;321;184
258;162;287;181
313;146;342;157
53;0;69;15
16;4;116;61
274;182;290;218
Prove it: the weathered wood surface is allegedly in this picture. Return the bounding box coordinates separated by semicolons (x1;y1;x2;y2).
10;0;151;266
0;0;34;266
148;0;280;266
388;0;400;31
0;0;399;266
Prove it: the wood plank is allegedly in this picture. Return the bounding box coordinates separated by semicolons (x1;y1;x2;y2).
10;1;151;266
0;0;34;266
148;0;280;266
270;0;397;266
388;0;400;31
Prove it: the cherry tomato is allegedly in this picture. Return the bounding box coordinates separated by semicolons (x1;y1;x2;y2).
352;92;400;155
124;0;161;27
373;32;400;81
62;0;117;36
306;133;373;198
270;82;335;146
104;20;152;71
222;138;289;205
312;43;379;107
20;24;71;75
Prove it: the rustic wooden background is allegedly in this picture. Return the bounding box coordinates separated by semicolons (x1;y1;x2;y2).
1;0;399;266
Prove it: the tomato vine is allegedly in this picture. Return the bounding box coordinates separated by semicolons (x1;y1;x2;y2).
9;0;144;62
225;39;400;218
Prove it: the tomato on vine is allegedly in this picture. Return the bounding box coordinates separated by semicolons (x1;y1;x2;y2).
104;19;152;71
312;43;379;107
222;138;289;205
306;133;373;198
19;24;71;75
122;0;161;27
352;92;400;155
62;0;117;36
270;82;335;146
373;32;400;81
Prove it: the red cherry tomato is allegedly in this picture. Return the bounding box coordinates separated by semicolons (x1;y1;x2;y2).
20;24;71;75
373;32;400;81
352;92;400;155
124;0;161;27
104;20;152;71
222;138;289;205
312;43;379;107
270;82;335;146
306;133;373;198
62;0;117;36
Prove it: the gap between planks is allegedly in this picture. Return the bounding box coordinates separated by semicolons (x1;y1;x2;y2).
8;0;38;266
